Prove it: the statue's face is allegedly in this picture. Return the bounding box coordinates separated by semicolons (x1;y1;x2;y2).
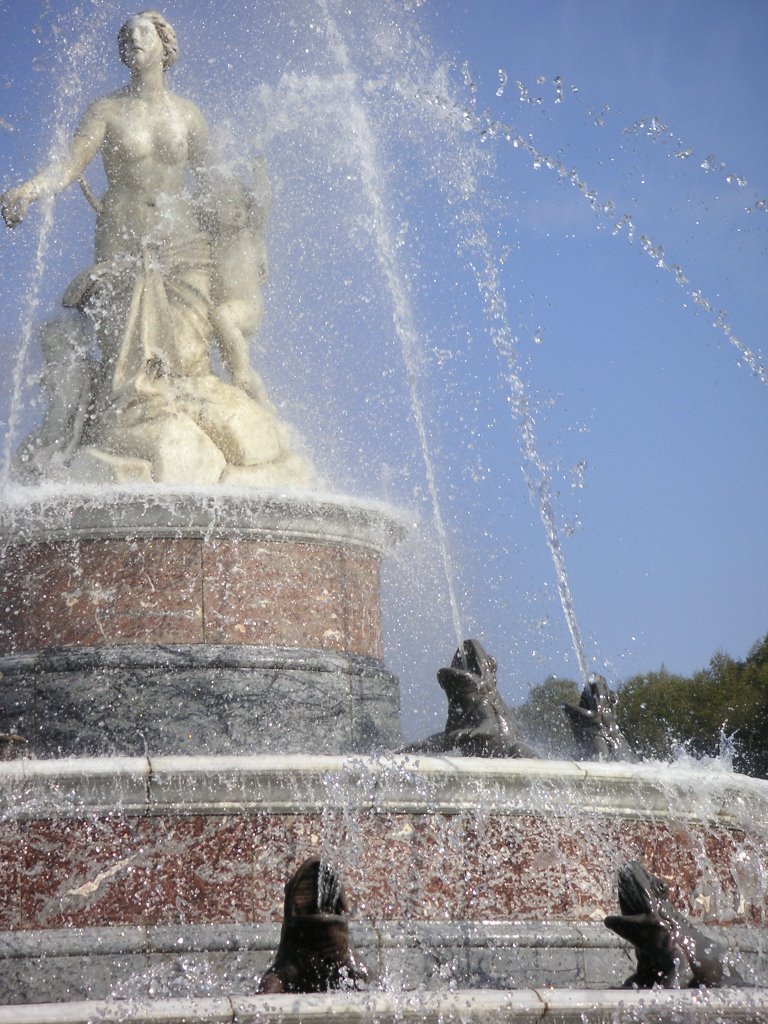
119;15;164;71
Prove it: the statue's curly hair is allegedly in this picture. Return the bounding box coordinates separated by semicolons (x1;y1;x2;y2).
119;10;179;70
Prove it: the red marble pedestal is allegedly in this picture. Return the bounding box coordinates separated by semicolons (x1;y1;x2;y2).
0;491;406;757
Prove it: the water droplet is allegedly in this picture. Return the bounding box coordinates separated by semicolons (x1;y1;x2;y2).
700;153;724;173
571;461;587;489
461;61;477;95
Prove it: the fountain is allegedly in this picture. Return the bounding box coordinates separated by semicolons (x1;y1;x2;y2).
0;3;766;1022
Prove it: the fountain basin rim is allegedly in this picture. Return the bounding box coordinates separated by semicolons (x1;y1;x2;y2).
1;754;764;828
0;918;680;957
0;486;411;552
0;989;765;1023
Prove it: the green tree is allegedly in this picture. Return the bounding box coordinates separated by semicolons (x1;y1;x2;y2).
516;675;581;757
515;632;768;778
616;636;768;778
615;667;695;759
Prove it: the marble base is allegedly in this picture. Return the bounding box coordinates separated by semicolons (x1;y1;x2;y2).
0;920;763;1003
0;490;406;659
0;756;766;935
0;490;406;757
0;646;401;757
0;757;765;1013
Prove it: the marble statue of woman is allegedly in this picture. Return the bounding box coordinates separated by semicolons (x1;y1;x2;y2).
1;11;311;487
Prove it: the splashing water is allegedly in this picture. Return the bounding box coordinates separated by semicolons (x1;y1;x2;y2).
0;198;55;486
316;859;342;913
455;204;590;683
1;4;112;487
318;0;467;653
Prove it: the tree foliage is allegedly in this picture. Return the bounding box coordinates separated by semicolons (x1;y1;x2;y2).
516;674;581;757
616;633;768;777
516;632;768;777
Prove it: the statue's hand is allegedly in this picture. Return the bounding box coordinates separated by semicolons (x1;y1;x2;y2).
1;185;33;228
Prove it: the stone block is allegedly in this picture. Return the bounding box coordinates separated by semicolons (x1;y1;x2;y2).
0;646;400;758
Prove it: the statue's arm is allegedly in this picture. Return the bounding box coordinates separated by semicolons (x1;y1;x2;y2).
1;102;107;228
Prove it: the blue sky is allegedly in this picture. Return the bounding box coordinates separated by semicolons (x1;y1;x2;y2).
1;1;766;737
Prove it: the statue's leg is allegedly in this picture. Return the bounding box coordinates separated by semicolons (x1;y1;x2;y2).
210;301;270;405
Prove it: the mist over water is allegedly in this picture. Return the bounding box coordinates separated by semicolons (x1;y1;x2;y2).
1;0;766;737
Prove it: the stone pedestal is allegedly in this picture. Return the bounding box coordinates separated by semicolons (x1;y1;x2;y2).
0;490;405;756
2;492;766;1022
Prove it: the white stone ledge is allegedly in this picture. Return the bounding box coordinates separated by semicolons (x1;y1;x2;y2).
0;755;766;830
0;989;766;1023
0;920;632;958
2;920;763;962
0;488;410;552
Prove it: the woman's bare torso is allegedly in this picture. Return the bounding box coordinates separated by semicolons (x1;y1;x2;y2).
92;88;205;261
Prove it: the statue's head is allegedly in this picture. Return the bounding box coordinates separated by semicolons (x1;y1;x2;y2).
450;638;497;683
119;11;178;71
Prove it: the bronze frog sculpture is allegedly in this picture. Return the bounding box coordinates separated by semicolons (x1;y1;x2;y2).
605;861;748;989
402;639;539;758
563;673;636;762
258;857;369;994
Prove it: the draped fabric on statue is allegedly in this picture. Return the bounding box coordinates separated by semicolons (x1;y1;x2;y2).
64;220;213;392
60;216;304;485
112;232;213;390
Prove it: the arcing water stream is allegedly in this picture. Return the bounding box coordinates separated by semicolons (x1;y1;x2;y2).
306;1;591;682
319;0;467;656
0;6;111;487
